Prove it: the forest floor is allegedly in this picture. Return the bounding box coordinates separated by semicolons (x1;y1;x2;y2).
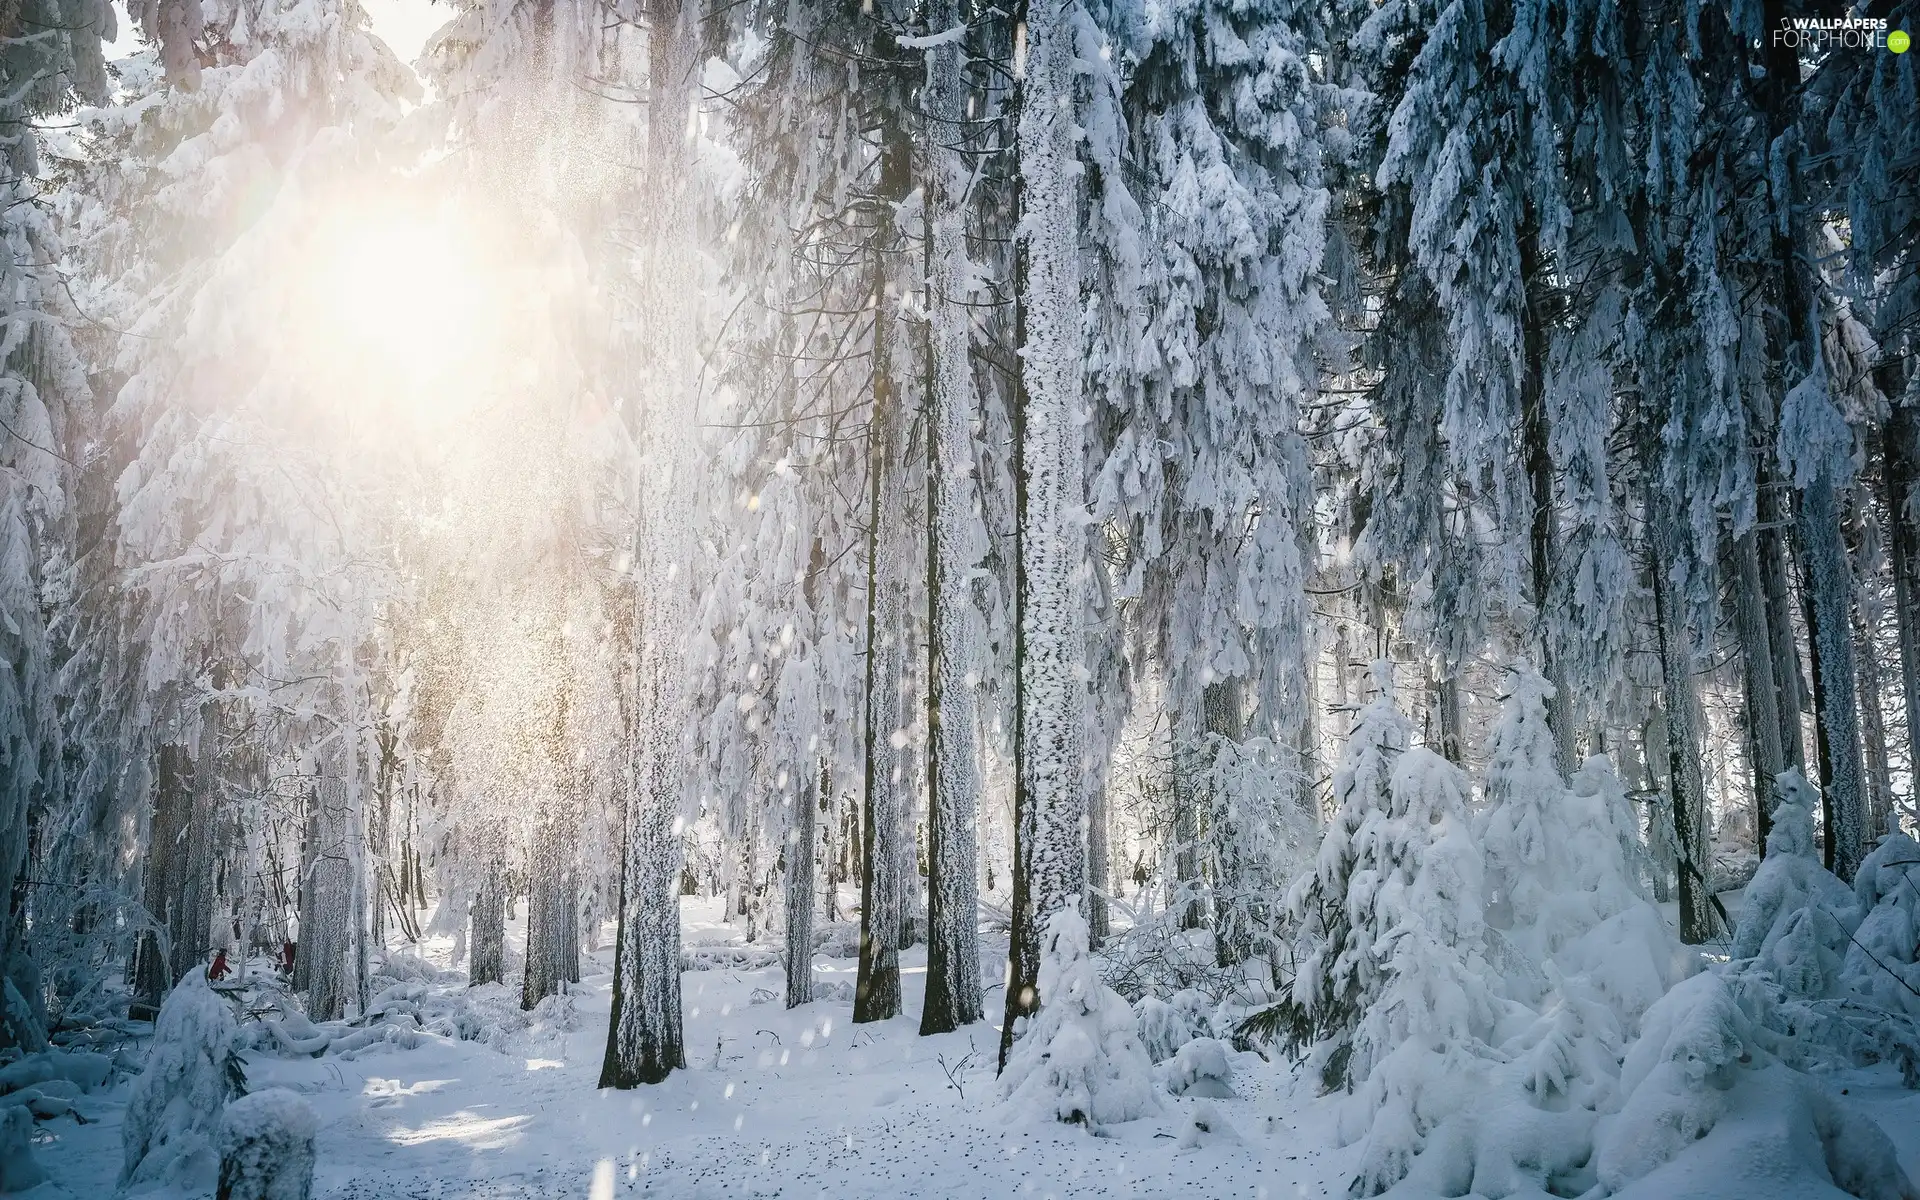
28;895;1920;1199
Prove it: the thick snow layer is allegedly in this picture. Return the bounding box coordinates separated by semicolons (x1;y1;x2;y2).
15;896;1919;1199
217;1088;319;1200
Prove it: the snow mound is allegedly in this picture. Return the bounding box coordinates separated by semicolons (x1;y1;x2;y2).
1000;898;1159;1129
1608;1064;1915;1200
1176;1100;1243;1151
0;1047;114;1095
1159;1036;1236;1098
1595;970;1916;1200
217;1088;318;1200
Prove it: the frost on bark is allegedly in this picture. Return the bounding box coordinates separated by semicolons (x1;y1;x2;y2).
1795;475;1866;880
132;741;191;1021
854;97;914;1028
919;0;983;1037
1000;0;1088;1071
176;682;227;984
601;0;699;1089
469;867;505;988
784;761;819;1009
1756;466;1807;772
1886;399;1920;802
1780;371;1867;882
1647;494;1718;944
522;810;579;1010
525;673;581;1010
298;755;356;1022
1733;530;1785;851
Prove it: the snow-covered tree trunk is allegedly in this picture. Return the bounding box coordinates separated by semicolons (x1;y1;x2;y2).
1647;500;1718;943
1519;233;1575;774
133;742;192;1020
1883;399;1920;803
469;867;505;988
522;805;578;1009
919;0;983;1037
1734;531;1786;851
1204;678;1250;967
1172;715;1206;931
1756;470;1808;772
1435;672;1465;766
300;759;354;1022
1000;0;1087;1070
784;761;818;1009
601;0;701;1088
177;685;227;983
854;103;914;1027
1797;478;1867;880
1854;603;1893;843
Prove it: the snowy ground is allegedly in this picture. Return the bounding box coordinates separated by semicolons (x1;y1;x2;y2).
27;895;1920;1199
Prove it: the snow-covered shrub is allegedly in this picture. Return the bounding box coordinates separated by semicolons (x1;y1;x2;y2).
0;1105;44;1192
121;968;246;1191
1719;774;1920;1079
1135;996;1193;1064
1730;771;1859;974
1249;661;1414;1087
1338;746;1510;1194
1595;970;1916;1199
1595;971;1751;1189
216;1088;318;1200
1835;830;1920;1081
1000;898;1158;1129
1159;1037;1235;1098
1843;830;1920;1020
1477;664;1678;1018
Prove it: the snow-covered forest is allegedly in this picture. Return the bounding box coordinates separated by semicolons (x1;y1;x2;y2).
2;0;1918;1196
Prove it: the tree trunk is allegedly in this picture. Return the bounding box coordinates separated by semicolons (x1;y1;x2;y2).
1648;498;1718;944
1172;710;1206;932
522;806;578;1010
1855;600;1893;844
1758;0;1864;880
131;742;192;1020
920;8;984;1033
1884;400;1920;799
1733;531;1785;851
173;689;224;984
600;0;699;1090
1756;469;1808;771
784;761;819;1008
854;90;914;1026
300;758;354;1022
1520;227;1575;773
1797;480;1867;880
470;867;505;987
1206;678;1253;968
999;0;1086;1071
1640;703;1676;904
1436;672;1465;766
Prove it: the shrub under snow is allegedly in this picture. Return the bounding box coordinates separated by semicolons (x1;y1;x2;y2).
1000;898;1158;1129
121;968;246;1192
216;1087;319;1200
